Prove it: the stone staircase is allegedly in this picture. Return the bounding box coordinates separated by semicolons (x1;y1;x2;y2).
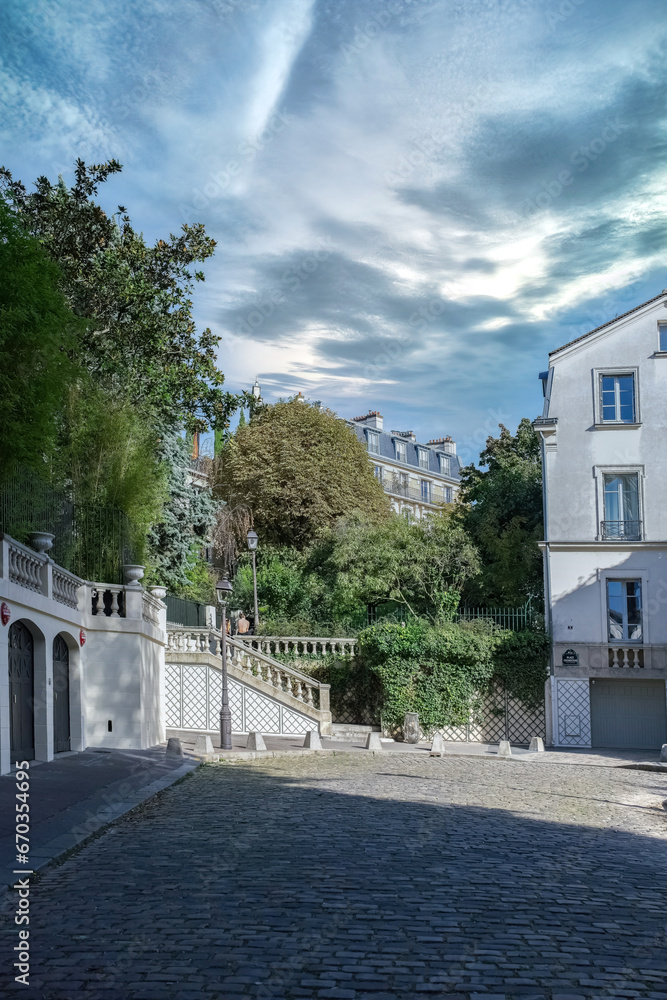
165;627;332;735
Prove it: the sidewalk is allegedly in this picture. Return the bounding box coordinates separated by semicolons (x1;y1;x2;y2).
0;747;198;893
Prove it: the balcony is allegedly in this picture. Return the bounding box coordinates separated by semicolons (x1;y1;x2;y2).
600;520;642;541
385;480;450;505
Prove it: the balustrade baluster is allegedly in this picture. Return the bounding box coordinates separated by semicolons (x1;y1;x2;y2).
109;589;120;617
305;684;314;706
611;647;620;667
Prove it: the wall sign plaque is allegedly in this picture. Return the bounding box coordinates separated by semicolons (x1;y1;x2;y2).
562;648;579;666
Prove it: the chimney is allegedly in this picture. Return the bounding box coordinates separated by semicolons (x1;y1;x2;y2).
352;410;384;430
391;430;416;443
427;435;456;454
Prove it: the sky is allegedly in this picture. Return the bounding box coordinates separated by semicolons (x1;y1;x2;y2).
2;0;667;465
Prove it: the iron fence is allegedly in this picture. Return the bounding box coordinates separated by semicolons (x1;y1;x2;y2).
0;467;135;584
456;600;534;631
165;595;209;628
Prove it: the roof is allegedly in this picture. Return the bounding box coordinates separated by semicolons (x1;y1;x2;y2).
347;422;461;481
549;290;667;356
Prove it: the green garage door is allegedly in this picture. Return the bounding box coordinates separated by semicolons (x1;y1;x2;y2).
590;679;667;749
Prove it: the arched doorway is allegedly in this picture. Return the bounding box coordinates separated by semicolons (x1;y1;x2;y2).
9;622;35;761
53;635;71;753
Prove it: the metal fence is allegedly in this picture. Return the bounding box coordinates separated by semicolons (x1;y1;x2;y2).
165;595;209;628
456;600;534;631
0;467;135;584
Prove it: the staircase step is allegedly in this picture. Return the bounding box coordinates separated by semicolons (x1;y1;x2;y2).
329;723;381;741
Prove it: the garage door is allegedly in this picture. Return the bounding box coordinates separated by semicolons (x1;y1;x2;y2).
590;679;667;749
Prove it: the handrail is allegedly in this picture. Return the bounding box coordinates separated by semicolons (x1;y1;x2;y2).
238;636;357;658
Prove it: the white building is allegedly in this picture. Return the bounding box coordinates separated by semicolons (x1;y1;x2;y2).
347;411;460;519
535;291;667;750
0;533;166;775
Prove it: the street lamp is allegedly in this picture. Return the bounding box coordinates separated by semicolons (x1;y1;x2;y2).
216;575;233;750
247;529;259;629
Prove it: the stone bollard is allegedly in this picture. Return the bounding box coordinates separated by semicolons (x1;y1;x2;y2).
529;736;545;752
246;731;267;751
660;744;667;763
497;740;512;756
365;731;383;751
166;737;183;758
303;729;322;749
403;712;421;744
194;734;214;754
430;732;446;757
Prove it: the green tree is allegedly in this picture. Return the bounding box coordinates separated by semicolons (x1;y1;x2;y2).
0;160;242;432
315;510;480;623
458;419;543;606
0;198;80;479
213;399;391;549
145;425;220;593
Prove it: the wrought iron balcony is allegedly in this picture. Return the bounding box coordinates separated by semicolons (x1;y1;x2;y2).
601;520;642;540
385;481;448;504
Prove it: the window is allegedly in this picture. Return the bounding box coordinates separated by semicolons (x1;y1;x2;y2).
602;473;640;539
374;465;383;483
438;453;451;475
367;431;379;454
418;449;429;470
395;440;407;463
444;486;452;503
600;373;635;423
420;479;431;502
402;507;412;522
659;324;667;352
607;580;642;641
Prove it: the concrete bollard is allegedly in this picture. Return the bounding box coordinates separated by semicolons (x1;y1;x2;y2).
529;736;545;752
303;729;322;749
194;734;214;754
660;744;667;763
430;732;446;757
166;737;183;758
246;731;267;751
497;740;512;756
365;731;383;751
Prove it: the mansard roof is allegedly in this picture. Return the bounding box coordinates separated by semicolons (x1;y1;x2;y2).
347;422;461;481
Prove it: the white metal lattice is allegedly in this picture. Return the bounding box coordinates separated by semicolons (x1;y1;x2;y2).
281;706;318;734
244;688;280;732
556;679;591;746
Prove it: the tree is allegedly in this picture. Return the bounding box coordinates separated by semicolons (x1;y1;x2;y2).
213;399;391;549
315;510;480;623
0;160;242;432
0;198;80;479
458;419;543;607
145;425;220;593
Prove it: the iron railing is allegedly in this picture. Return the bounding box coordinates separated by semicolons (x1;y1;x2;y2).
165;595;209;628
456;600;534;631
385;482;452;504
601;520;642;540
0;467;136;584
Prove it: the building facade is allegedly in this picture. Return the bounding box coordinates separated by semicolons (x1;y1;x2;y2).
535;292;667;750
347;411;460;519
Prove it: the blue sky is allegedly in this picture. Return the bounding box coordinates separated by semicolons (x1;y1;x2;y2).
2;0;667;465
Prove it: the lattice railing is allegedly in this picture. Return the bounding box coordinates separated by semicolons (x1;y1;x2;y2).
167;627;329;713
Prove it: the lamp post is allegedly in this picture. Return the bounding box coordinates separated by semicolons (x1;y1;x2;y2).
216;576;233;750
247;529;259;630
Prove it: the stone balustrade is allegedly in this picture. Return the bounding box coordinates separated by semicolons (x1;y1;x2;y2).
52;566;80;609
166;627;330;713
141;592;163;627
1;534;84;606
238;636;358;658
607;645;646;668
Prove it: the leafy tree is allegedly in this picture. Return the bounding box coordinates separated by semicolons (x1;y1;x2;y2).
145;425;220;593
0;198;80;479
458;419;543;606
213;399;391;549
314;510;480;623
0;160;242;432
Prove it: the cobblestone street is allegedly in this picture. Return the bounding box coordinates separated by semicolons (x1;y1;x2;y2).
2;753;666;1000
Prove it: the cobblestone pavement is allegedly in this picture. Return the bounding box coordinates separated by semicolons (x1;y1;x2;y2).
2;753;666;1000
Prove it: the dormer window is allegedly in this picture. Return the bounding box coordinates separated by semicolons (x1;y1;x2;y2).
438;453;451;475
367;431;380;455
395;440;407;463
418;448;429;470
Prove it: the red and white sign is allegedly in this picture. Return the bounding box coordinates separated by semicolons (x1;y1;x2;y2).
79;629;86;647
1;602;10;626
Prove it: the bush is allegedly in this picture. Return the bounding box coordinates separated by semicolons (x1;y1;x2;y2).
357;619;549;733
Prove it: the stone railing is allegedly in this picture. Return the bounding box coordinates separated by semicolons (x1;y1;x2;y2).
239;636;358;658
166;627;330;713
91;584;126;617
142;592;163;627
1;534;84;606
607;645;646;668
